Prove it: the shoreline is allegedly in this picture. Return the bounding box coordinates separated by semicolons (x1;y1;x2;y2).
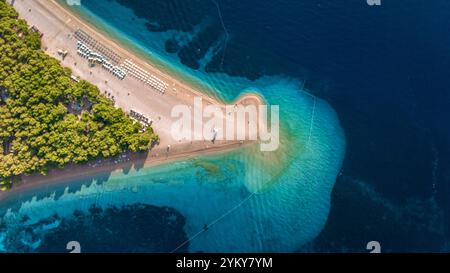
1;0;265;198
57;0;224;103
0;140;253;202
55;0;224;104
55;0;266;106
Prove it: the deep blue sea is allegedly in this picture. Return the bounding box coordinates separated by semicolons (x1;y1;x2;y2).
1;0;449;252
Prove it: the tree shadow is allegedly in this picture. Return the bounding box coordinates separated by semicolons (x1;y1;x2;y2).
0;150;151;216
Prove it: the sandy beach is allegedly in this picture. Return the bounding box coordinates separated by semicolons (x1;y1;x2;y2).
1;0;264;197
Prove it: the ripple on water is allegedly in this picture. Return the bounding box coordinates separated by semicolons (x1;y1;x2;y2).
0;1;346;253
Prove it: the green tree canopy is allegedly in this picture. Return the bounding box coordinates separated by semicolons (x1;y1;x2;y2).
0;0;159;190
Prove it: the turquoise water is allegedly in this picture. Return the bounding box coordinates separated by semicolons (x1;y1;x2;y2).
0;0;345;252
